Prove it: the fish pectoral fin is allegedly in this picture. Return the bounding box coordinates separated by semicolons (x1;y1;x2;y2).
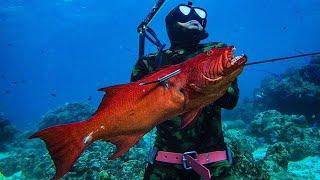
189;83;202;92
180;108;202;129
108;133;145;160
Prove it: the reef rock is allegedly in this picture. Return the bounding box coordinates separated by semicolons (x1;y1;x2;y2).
223;98;262;123
251;110;308;143
228;141;270;179
288;156;320;179
38;102;95;130
253;58;320;122
51;140;148;179
0;102;154;179
0;138;53;178
224;129;259;153
0;113;17;151
251;110;320;160
285;129;320;161
0;120;151;179
264;142;289;169
300;55;320;85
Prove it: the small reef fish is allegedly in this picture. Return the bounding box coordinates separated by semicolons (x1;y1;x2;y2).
29;46;247;179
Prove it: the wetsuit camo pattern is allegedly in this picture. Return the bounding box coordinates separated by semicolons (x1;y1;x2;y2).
131;42;239;179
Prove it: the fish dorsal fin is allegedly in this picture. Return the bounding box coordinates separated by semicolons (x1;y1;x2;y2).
94;84;128;114
180;108;202;129
107;133;145;160
98;84;127;95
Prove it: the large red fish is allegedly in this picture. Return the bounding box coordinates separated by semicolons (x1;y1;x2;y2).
29;46;247;179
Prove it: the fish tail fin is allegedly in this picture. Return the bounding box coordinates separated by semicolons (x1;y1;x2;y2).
29;121;93;180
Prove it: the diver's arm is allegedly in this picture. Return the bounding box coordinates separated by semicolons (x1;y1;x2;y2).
130;57;154;82
215;79;239;110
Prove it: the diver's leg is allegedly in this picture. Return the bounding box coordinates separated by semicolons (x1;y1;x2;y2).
205;160;234;180
143;162;188;180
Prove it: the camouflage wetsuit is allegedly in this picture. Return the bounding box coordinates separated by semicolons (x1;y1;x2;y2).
131;42;239;180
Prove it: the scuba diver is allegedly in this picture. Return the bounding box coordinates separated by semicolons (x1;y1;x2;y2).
131;3;238;180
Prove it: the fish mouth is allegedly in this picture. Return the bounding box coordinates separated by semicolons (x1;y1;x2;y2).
231;54;247;66
202;46;247;84
228;47;247;66
223;46;247;74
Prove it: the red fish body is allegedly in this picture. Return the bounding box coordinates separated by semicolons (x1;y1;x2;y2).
30;46;247;179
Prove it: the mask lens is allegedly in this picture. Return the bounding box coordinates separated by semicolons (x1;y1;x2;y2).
194;8;207;19
179;5;191;16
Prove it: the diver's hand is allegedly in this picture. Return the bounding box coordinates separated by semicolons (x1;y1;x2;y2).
227;86;235;95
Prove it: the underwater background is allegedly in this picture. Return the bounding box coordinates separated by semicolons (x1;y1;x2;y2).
0;0;319;179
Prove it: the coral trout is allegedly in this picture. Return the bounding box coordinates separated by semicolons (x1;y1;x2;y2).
29;46;247;179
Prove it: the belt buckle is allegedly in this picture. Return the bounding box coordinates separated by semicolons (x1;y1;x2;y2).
182;151;197;170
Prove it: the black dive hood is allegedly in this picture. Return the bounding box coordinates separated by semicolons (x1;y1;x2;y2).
165;4;209;48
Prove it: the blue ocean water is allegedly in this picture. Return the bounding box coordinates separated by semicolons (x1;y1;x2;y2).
0;0;320;179
0;0;319;130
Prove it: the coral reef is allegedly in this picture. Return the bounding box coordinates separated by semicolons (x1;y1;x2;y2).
264;142;289;169
0;171;24;179
0;102;156;179
223;107;320;179
0;128;154;180
222;56;320;178
223;98;262;123
251;110;306;143
251;110;320;160
223;119;247;130
301;55;320;85
1;95;319;179
0;113;17;151
38;102;95;130
228;141;270;179
224;129;259;153
0;131;53;178
223;122;268;178
65;139;151;179
288;156;320;179
253;56;320;122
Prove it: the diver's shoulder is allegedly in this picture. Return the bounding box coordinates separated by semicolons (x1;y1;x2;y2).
138;52;158;63
200;42;228;49
139;49;177;61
